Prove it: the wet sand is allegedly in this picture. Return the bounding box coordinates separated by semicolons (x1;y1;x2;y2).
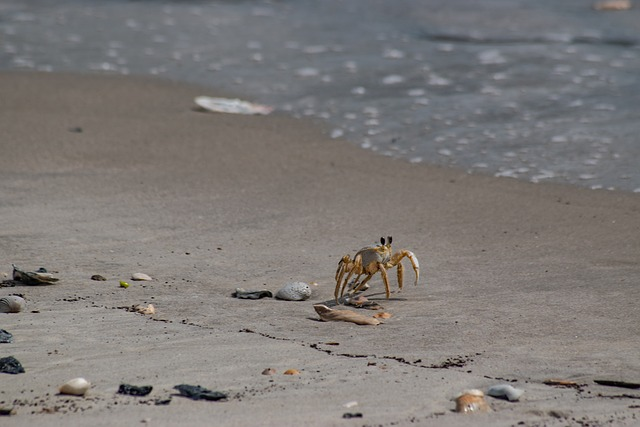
0;71;639;426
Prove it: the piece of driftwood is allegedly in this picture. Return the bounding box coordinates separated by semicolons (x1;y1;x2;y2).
313;304;380;325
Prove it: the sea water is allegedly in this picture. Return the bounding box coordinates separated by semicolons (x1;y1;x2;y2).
1;0;638;192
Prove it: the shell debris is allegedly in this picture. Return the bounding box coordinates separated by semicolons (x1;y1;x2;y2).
455;389;492;414
131;273;152;281
0;296;26;313
486;384;524;401
593;0;632;10
313;304;381;325
194;96;273;115
133;304;155;315
12;264;59;285
275;282;312;301
372;312;392;319
283;369;300;375
59;378;91;396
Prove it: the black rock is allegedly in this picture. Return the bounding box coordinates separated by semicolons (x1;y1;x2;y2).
173;384;227;401
0;329;13;344
118;383;153;396
0;356;24;374
343;412;363;419
232;288;273;299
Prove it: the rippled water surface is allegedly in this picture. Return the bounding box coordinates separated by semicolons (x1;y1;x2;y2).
1;0;639;191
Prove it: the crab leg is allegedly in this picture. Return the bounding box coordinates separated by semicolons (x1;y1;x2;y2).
389;250;420;286
350;272;373;296
378;263;391;299
335;255;350;287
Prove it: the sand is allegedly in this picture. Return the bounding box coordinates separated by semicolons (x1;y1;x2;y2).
0;71;639;426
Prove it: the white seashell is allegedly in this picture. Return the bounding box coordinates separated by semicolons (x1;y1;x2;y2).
131;273;152;281
486;384;524;401
59;378;91;396
0;296;26;313
194;96;273;115
275;282;312;301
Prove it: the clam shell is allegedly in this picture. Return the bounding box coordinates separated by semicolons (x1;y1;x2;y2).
487;384;524;401
59;377;91;396
455;389;492;413
194;96;273;115
0;296;26;313
283;369;300;375
131;273;152;281
275;282;312;301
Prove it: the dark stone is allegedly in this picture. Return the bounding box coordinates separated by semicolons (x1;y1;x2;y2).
232;289;273;299
0;329;13;344
118;383;153;396
342;412;363;419
0;356;24;374
173;384;227;401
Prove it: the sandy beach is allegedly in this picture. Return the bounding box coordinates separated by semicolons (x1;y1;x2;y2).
1;71;639;426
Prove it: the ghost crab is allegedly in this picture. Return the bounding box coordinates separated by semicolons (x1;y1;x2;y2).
334;236;420;303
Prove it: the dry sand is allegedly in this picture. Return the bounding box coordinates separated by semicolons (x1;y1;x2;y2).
0;71;639;426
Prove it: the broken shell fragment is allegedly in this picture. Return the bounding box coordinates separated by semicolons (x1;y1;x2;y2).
59;378;91;396
593;0;632;10
487;384;524;401
313;304;381;325
455;389;492;414
275;282;312;301
233;288;273;299
372;312;392;319
0;296;26;313
261;368;277;375
133;304;155;315
194;96;273;115
283;369;300;375
131;273;152;281
12;264;59;285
